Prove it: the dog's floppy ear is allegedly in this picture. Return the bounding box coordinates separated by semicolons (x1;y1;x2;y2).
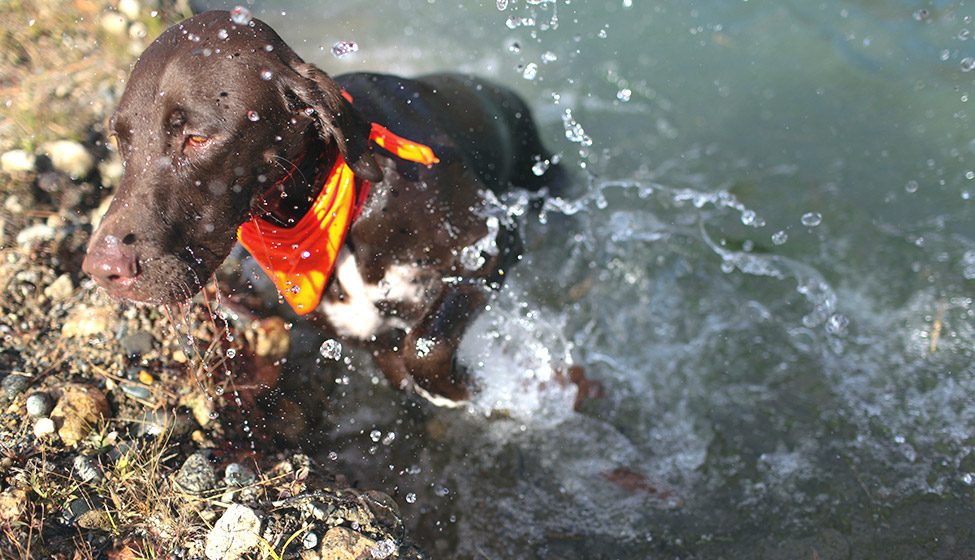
282;62;383;182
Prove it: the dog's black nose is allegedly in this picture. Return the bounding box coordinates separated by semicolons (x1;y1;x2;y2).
83;236;140;292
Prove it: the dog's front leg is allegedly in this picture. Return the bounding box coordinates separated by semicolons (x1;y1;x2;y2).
372;282;485;404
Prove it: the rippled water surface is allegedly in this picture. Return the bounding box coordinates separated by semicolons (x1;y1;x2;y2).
204;0;975;556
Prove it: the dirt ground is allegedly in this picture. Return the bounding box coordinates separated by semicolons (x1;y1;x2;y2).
0;1;424;558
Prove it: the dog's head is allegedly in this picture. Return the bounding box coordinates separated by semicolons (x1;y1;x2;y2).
83;10;381;304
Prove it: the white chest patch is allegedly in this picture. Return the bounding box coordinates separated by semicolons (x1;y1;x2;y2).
317;247;427;340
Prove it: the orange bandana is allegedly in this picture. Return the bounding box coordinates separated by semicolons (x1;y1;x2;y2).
237;123;439;314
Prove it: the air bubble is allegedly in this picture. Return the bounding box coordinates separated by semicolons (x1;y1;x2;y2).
260;69;273;81
912;9;929;21
541;51;558;63
905;179;919;193
617;88;632;102
226;348;236;358
509;41;521;53
801;212;823;227
247;111;260;122
497;0;508;10
405;493;417;503
217;29;229;40
771;230;788;245
104;234;119;248
532;158;550;176
331;41;359;58
320;339;342;360
230;6;252;25
962;57;975;72
522;63;538;80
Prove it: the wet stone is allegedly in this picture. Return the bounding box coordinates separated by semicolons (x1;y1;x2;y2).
0;149;36;173
224;463;256;487
2;373;31;400
25;392;53;418
73;455;103;484
176;452;216;495
42;274;73;302
133;409;194;439
204;504;263;560
120;330;155;357
62;497;93;525
319;527;380;560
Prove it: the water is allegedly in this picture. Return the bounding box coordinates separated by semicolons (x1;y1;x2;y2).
202;1;975;556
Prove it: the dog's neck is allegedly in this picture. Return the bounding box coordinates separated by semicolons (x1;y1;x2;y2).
257;136;339;227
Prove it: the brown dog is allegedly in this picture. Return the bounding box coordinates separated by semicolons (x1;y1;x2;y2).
83;10;559;403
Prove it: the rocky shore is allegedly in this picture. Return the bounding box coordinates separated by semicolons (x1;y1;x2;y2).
0;1;424;558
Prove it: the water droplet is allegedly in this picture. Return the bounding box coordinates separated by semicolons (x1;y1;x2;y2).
508;41;521;53
532;158;550;176
405;493;417;503
260;69;273;81
616;88;632;102
522;62;538;80
541;51;558;63
300;250;311;259
741;209;757;226
962;57;975;72
217;29;229;40
497;0;508;10
597;27;609;39
771;230;788;245
320;339;342;360
960;29;971;41
247;110;260;122
104;234;118;248
331;41;359;58
905;179;919;193
230;6;252;25
801;212;823;227
226;348;236;358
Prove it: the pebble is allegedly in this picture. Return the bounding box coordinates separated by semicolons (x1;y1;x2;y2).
43;274;74;302
33;417;56;438
118;0;141;20
120;382;151;400
175;452;216;494
15;223;57;249
2;373;31;400
25;392;53;418
0;487;28;524
73;455;104;483
224;463;257;487
61;305;118;339
40;139;96;179
204;504;263;560
62;497;93;525
100;11;129;36
132;409;194;439
319;527;380;560
120;330;155;357
0;149;36;173
50;384;112;446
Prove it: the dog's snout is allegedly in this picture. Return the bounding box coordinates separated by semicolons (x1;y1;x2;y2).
83;235;141;291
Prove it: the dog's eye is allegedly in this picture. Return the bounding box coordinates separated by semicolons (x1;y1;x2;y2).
185;135;211;149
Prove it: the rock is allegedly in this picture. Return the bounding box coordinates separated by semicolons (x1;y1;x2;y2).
251;316;291;359
34;418;56;439
175;452;216;495
62;497;93;525
43;274;74;302
0;487;29;524
319;527;384;560
40;139;95;179
100;11;129;37
2;373;31;400
25;392;53;418
1;149;36;173
73;455;104;484
224;463;256;487
50;384;112;446
132;409;194;439
204;504;263;560
118;0;141;20
15;223;57;249
120;330;154;357
61;306;117;339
